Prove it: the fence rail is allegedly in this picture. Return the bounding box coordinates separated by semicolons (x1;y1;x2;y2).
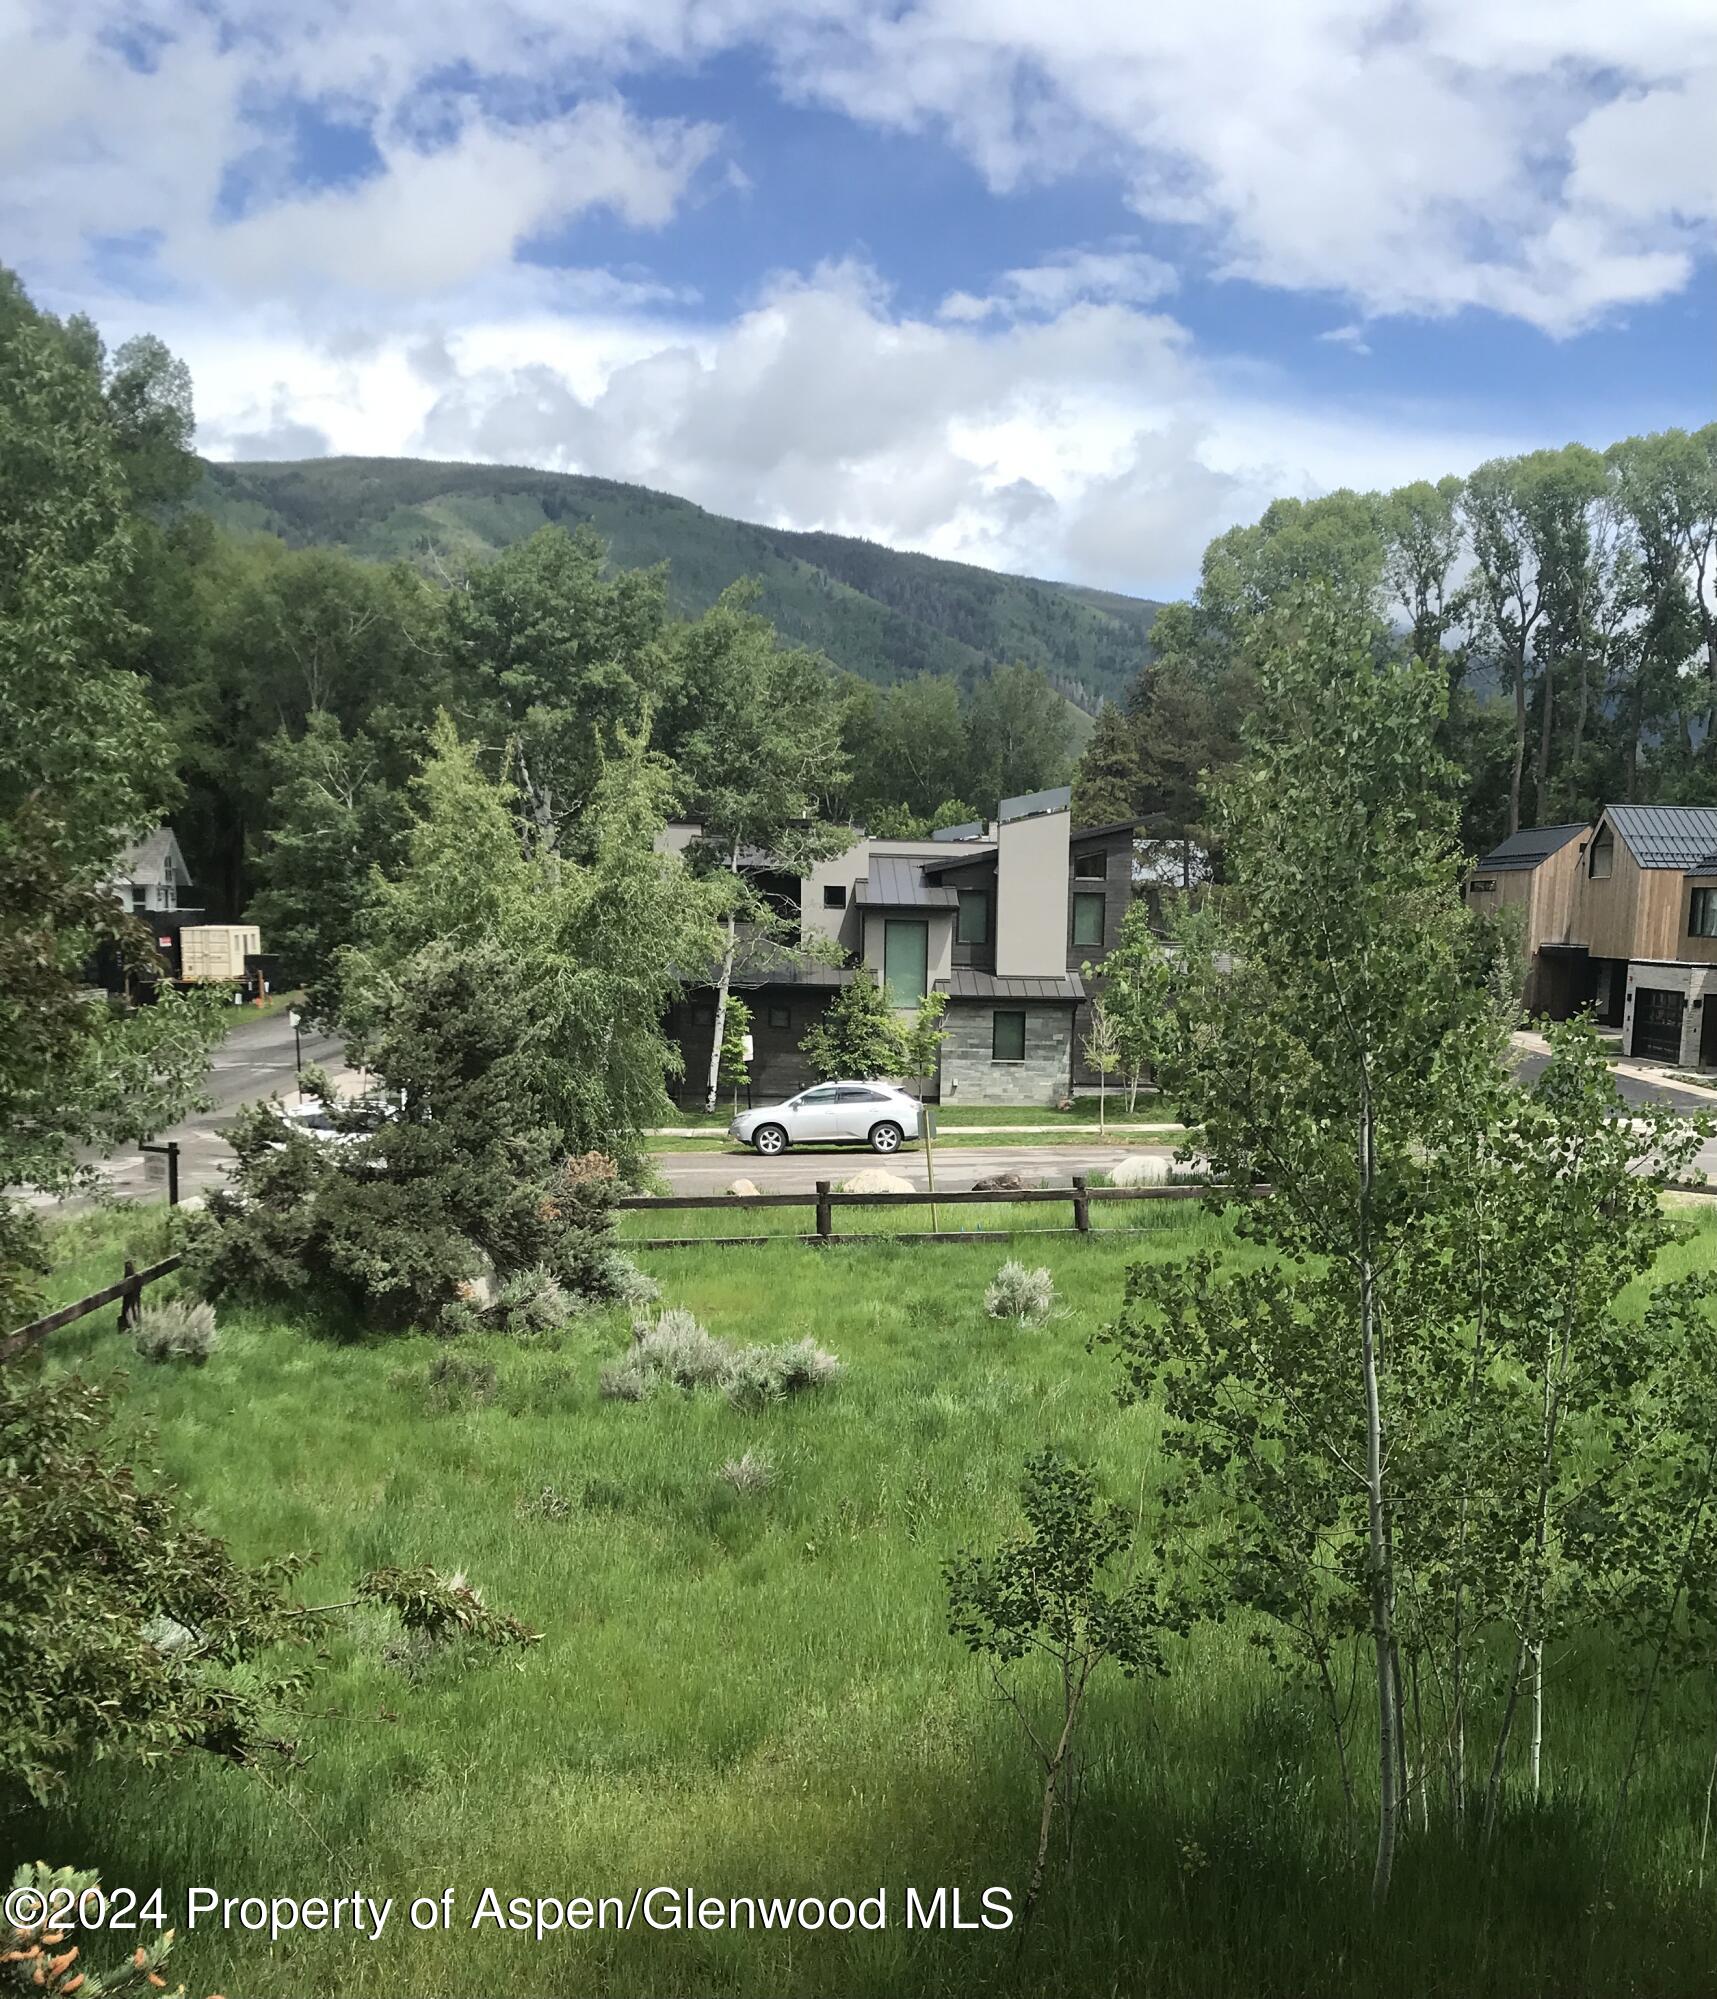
617;1175;1263;1248
4;1180;1261;1355
1;1255;184;1364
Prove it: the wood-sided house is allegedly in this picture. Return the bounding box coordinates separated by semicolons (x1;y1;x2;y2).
1472;804;1717;1066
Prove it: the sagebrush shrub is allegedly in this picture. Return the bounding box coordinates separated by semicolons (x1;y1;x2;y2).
719;1448;777;1495
494;1265;576;1337
602;1251;661;1309
598;1352;654;1402
725;1337;843;1410
984;1260;1057;1326
632;1308;732;1388
133;1296;219;1365
602;1310;843;1409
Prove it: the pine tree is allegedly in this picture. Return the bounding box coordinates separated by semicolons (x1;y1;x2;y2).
1071;702;1143;824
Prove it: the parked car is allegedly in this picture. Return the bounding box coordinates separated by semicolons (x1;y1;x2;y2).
730;1081;922;1156
273;1098;394;1147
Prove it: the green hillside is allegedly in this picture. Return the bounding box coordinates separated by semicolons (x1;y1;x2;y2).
196;456;1159;715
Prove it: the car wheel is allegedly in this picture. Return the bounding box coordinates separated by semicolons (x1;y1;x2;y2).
753;1124;788;1156
869;1121;903;1154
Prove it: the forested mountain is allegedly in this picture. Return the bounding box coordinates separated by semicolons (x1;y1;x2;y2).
196;456;1160;714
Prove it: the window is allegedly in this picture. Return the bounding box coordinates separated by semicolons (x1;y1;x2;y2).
1467;878;1496;895
1589;831;1614;880
992;1010;1026;1062
797;1086;842;1104
1072;893;1105;949
839;1087;888;1101
767;1003;791;1029
1692;888;1717;939
882;920;929;1005
1073;851;1106;879
162;884;176;911
956;890;990;945
130;886;147;912
823;883;848;909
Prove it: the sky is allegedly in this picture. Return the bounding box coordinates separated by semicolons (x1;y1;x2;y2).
3;0;1714;598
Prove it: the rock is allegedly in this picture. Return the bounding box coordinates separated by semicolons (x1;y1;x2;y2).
840;1168;915;1195
728;1178;761;1198
457;1270;499;1308
1109;1153;1171;1189
971;1170;1030;1193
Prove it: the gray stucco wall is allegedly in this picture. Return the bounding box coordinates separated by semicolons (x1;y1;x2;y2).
996;810;1070;976
939;1001;1073;1107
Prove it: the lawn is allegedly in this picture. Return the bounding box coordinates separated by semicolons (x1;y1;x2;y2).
15;1204;1717;1998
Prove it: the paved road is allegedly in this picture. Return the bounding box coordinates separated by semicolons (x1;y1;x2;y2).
1509;1050;1716;1114
37;1019;1717;1209
40;1008;349;1208
649;1142;1177;1194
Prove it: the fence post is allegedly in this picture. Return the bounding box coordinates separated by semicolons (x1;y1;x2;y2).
1072;1174;1091;1234
815;1179;833;1242
117;1258;140;1333
166;1140;180;1207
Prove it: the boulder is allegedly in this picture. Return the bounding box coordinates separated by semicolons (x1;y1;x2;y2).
1109;1153;1171;1189
840;1168;915;1195
727;1178;761;1198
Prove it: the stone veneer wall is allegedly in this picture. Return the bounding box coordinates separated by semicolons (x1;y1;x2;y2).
939;1002;1073;1107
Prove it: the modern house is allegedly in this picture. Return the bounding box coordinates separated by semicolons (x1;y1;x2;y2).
663;786;1149;1105
1471;804;1717;1065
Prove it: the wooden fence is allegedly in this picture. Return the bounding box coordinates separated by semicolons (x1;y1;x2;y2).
1;1255;184;1364
3;1179;1262;1357
615;1174;1262;1248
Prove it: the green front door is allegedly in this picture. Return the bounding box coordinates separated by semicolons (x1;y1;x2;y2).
883;920;929;1006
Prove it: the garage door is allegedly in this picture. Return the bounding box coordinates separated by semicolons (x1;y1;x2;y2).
1632;987;1685;1062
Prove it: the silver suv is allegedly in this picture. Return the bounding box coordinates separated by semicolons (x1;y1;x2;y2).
729;1081;922;1156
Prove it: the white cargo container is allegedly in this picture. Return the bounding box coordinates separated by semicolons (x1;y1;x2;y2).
178;924;261;985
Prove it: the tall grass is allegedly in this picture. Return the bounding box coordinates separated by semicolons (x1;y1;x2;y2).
13;1205;1717;1997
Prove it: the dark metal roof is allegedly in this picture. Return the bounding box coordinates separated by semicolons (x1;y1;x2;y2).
1070;818;1145;842
918;845;997;877
930;820;985;842
1474;823;1587;873
998;783;1072;824
1605;804;1717;870
937;970;1085;1003
853;856;960;908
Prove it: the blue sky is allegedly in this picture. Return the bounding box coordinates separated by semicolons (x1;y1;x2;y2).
3;0;1713;595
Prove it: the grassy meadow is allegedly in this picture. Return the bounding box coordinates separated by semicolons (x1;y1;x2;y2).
12;1202;1717;1998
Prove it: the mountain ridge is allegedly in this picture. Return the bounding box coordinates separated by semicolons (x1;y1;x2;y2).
195;455;1162;719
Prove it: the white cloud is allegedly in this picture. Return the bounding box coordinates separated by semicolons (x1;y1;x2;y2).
1318;324;1371;357
769;0;1717;334
3;0;1706;610
7;0;1713;332
131;262;1531;596
198;101;719;295
939;243;1178;323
